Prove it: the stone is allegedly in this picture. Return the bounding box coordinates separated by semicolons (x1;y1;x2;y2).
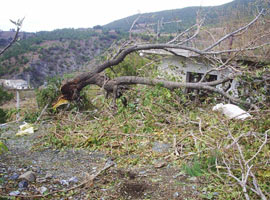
19;171;36;182
60;179;69;186
188;177;197;182
152;142;170;153
213;192;219;196
9;173;19;180
9;190;20;196
0;168;6;173
154;161;167;168
45;173;53;179
173;192;179;198
31;166;41;173
18;180;28;189
68;177;78;184
139;170;147;175
36;178;46;183
39;186;48;194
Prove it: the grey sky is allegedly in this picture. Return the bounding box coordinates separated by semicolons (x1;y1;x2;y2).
0;0;233;32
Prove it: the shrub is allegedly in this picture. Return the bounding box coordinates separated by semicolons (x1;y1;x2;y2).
35;77;62;111
0;86;14;123
0;86;14;105
0;108;7;123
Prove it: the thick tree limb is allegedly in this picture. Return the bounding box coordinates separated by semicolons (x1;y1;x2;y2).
109;75;249;106
60;11;267;107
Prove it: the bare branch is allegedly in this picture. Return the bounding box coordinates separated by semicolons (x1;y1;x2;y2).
245;130;268;166
167;23;198;44
204;9;265;52
0;18;24;56
129;14;141;40
207;42;270;54
177;19;204;45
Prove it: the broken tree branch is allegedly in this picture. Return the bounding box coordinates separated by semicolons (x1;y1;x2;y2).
204;9;265;52
59;10;268;108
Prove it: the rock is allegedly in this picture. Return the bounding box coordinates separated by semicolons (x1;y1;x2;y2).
188;177;197;182
60;179;69;186
8;167;15;172
9;173;19;180
139;170;147;175
68;177;78;184
0;168;6;173
36;178;46;183
31;166;41;173
19;171;36;182
154;161;167;168
152;142;170;153
173;192;179;198
9;190;20;196
18;180;28;189
213;192;219;196
45;173;53;179
173;171;185;179
39;186;48;194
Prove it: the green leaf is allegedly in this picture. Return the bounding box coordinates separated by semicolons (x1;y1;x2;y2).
0;141;8;154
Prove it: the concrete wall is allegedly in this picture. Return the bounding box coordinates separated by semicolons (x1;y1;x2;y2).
157;55;239;97
1;79;29;90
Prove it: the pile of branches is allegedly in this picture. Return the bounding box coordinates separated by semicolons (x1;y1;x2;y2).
59;9;270;109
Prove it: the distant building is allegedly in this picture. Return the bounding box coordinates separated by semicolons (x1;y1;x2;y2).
0;79;29;90
94;29;103;34
108;30;117;35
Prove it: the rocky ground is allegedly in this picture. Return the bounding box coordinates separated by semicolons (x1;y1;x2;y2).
0;121;214;200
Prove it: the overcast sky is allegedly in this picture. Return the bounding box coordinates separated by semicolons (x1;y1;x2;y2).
1;0;233;32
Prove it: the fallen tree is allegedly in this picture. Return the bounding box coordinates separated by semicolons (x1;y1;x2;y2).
58;9;269;108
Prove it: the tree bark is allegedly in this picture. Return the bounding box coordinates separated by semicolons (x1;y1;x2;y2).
59;11;265;107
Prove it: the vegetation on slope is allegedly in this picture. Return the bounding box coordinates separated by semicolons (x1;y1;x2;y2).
104;0;262;33
0;28;126;85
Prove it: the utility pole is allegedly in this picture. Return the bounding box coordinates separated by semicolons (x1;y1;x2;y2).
16;90;20;121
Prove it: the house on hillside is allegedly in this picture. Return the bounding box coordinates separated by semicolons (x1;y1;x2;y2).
0;79;29;90
140;49;239;96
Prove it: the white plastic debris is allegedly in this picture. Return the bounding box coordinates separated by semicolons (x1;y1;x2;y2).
212;103;251;120
16;122;35;136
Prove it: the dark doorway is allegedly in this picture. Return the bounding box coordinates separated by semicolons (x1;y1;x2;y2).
186;72;217;93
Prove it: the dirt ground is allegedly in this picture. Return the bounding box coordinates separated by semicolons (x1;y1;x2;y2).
0;96;213;200
0;120;209;200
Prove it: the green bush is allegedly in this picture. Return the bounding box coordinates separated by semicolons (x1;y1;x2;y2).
0;86;14;105
0;108;7;123
35;77;62;110
0;86;14;123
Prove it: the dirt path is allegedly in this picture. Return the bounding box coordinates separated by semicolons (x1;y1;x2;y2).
0;122;208;199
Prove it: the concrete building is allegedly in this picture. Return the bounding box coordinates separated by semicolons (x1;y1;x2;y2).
0;79;29;90
140;49;239;96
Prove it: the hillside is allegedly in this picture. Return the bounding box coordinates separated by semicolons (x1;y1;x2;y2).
0;0;268;86
104;0;260;33
0;29;124;86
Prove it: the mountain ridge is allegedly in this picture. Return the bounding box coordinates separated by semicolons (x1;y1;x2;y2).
103;0;258;33
0;0;267;86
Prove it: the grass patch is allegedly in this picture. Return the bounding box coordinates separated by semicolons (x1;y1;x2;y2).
33;84;270;199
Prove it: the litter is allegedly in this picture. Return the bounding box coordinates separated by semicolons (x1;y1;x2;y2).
212;103;251;120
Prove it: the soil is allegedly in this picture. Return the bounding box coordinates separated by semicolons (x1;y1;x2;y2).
0;122;207;200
